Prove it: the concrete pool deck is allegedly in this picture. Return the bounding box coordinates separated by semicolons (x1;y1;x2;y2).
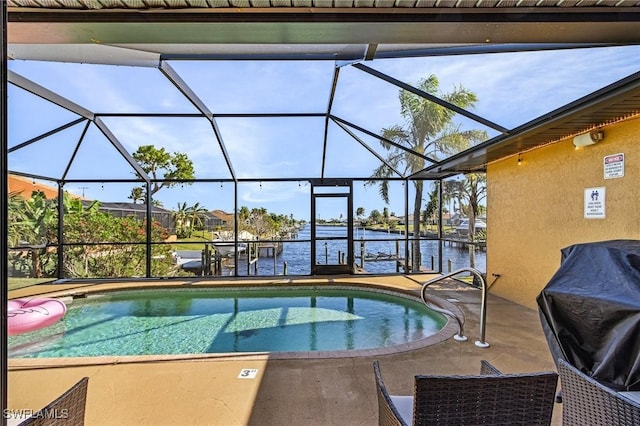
7;274;561;425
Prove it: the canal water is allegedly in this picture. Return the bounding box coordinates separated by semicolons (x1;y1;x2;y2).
177;225;485;277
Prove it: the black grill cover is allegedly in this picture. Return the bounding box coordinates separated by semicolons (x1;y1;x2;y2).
537;240;640;391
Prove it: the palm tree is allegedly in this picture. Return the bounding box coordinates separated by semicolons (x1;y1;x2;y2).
371;75;487;272
369;209;381;224
442;178;465;225
382;207;390;230
173;202;190;238
458;173;487;268
128;187;144;204
185;202;208;238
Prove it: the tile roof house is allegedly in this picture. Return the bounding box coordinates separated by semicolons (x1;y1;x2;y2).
8;174;68;200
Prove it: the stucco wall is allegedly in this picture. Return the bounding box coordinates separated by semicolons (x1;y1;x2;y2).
486;117;640;309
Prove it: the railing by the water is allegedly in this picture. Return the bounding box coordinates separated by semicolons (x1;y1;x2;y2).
7;231;486;280
420;267;490;348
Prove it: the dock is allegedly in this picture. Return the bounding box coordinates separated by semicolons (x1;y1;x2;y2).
257;242;283;258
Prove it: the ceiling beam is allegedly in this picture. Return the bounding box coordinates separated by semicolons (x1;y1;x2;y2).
8;8;640;46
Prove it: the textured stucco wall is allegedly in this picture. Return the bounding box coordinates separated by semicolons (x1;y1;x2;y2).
486;117;640;309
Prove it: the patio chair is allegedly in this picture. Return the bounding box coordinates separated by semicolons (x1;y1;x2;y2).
557;358;640;426
16;377;89;426
373;360;558;426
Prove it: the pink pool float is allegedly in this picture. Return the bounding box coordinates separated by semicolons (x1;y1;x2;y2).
7;297;67;336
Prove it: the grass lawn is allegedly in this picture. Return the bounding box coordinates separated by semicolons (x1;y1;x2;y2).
8;277;56;292
171;230;211;251
171;238;209;251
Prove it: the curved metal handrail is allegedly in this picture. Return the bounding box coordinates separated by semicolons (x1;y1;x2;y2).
420;267;489;348
421;295;468;342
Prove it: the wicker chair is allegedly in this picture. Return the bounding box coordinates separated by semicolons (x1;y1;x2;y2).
16;377;89;426
557;359;640;426
373;360;558;426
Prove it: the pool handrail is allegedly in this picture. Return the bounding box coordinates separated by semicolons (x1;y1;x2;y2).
420;267;489;348
421;294;468;343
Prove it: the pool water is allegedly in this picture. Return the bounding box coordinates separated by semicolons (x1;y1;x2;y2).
8;287;446;358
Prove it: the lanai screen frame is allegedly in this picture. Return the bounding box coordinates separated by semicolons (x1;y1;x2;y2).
6;43;640;280
4;4;640;421
8;54;494;280
6;5;640;283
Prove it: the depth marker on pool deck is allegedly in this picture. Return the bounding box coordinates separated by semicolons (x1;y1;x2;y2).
238;369;259;379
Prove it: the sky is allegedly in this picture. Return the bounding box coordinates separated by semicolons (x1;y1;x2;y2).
7;45;640;221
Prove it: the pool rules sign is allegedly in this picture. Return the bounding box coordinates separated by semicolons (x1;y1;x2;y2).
585;187;606;219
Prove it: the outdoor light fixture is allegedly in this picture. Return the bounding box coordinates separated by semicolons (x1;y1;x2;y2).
517;154;522;166
573;130;605;147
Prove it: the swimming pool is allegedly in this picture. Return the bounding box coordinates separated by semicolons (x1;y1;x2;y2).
8;286;449;358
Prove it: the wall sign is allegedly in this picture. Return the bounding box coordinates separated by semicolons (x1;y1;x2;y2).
584;187;606;219
604;153;624;179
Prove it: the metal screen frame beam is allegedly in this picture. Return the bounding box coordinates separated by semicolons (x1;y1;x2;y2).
61;120;91;181
8;70;94;119
159;61;236;181
1;2;8;422
330;115;437;164
322;66;340;179
332;118;404;178
93;117;150;183
352;63;510;134
7;117;87;154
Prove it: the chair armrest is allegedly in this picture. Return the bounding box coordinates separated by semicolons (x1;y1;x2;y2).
19;377;89;426
480;360;502;376
373;361;408;426
558;359;640;426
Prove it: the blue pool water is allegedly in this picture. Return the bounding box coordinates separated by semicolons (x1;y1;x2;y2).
8;287;446;358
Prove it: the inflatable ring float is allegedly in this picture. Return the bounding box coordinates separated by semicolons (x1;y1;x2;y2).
8;298;67;336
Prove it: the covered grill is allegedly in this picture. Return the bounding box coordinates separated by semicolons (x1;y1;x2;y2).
537;240;640;391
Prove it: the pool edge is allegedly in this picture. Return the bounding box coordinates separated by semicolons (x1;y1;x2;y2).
8;279;464;368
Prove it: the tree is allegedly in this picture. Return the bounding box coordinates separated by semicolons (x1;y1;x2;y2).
172;202;190;238
370;75;487;271
369;209;381;224
8;191;26;248
238;206;250;224
8;192;175;279
355;207;365;225
7;190;57;277
458;173;487;268
424;183;439;228
185;202;208;238
248;207;274;238
128;187;144;204
62;204;173;278
442;179;465;221
131;145;195;198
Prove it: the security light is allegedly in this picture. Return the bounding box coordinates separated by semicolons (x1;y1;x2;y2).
573;130;605;147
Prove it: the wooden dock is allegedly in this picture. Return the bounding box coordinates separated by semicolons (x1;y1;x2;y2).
257;242;283;258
